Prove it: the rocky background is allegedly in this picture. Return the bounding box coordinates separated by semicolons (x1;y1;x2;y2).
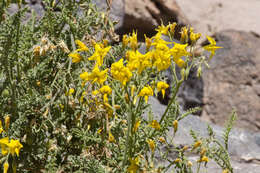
8;0;260;172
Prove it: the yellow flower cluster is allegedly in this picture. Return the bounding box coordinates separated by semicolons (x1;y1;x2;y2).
99;85;112;102
71;23;221;108
111;59;132;85
0;137;23;157
68;40;89;63
149;120;160;130
138;86;153;103
0;121;4;134
64;21;223;173
80;65;108;85
88;43;111;67
203;36;223;60
127;157;139;173
126;50;152;74
157;81;169;98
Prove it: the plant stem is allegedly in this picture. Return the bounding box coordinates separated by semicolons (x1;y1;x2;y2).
159;80;183;124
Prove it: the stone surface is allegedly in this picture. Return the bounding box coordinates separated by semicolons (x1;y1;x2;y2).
7;0;125;30
93;0;125;30
122;0;189;38
149;96;260;173
201;30;260;132
176;0;260;37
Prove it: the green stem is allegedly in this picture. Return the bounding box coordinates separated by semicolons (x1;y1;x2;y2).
123;111;132;166
159;80;183;124
196;162;201;173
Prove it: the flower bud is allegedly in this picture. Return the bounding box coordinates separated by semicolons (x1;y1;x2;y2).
187;161;193;167
173;120;178;133
193;140;202;149
200;147;207;156
4;161;9;173
158;137;166;143
182;145;189;151
174;158;181;163
170;22;177;35
122;34;129;48
108;131;115;143
222;169;229;173
5;115;10;130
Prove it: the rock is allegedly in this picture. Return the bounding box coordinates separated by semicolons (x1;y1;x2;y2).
201;30;260;132
7;0;125;31
7;1;45;22
178;67;204;115
149;96;260;173
122;0;189;39
175;0;260;37
93;0;125;31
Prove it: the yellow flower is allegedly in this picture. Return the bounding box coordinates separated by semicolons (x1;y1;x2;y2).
173;120;178;133
182;145;189;151
97;128;103;134
122;34;129;48
157;81;169;98
80;65;108;85
0;121;4;134
187;161;193;167
88;43;111;67
131;85;136;97
33;46;41;57
151;50;171;71
0;137;9;155
133;120;141;133
108;131;115;143
158;137;166;143
3;161;9;173
174;158;182;163
198;156;209;163
0;138;23;157
103;39;109;47
170;43;190;60
65;88;75;96
127;50;152;74
4;115;10;130
175;58;186;68
138;86;153;103
151;35;171;51
144;34;152;51
193;140;202;149
189;27;201;45
203;36;223;60
169;22;177;35
99;85;112;102
75;40;89;52
127;157;139;173
111;59;132;85
7;139;23;157
68;52;82;63
149;120;160;130
155;23;170;35
147;139;155;153
129;31;138;50
200;147;207;156
180;26;188;43
222;169;229;173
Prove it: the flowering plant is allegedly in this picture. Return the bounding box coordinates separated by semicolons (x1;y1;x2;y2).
0;0;234;172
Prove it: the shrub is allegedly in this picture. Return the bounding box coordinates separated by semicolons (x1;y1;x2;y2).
0;0;234;172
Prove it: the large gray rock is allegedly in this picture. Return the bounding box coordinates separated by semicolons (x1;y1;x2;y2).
92;0;125;30
201;30;260;132
122;0;189;38
149;96;260;173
